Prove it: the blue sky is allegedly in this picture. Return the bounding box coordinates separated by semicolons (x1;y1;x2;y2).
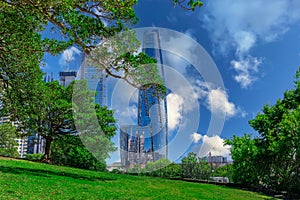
42;0;300;162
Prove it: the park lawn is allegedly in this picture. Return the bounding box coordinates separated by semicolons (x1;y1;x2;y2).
0;157;276;200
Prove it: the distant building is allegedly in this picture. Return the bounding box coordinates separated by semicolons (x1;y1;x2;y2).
0;116;28;158
106;161;123;172
59;71;77;87
202;152;228;168
120;125;165;168
211;177;230;183
14;138;28;158
78;57;108;106
27;133;44;155
43;72;54;83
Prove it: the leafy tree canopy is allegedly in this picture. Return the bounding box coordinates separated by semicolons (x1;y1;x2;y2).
172;0;203;11
0;123;19;158
225;67;300;192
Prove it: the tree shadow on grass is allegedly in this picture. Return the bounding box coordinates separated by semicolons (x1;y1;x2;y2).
0;165;116;182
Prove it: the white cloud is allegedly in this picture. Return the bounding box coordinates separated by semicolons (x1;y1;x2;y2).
194;80;242;118
231;56;262;88
208;88;237;117
115;105;137;124
234;31;256;55
191;132;202;143
200;135;231;157
59;47;81;67
167;93;183;131
201;0;300;88
163;80;240;132
192;133;231;157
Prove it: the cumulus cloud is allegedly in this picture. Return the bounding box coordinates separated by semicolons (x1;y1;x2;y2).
234;31;256;55
164;80;240;133
208;88;237;117
114;105;138;125
191;132;202;143
201;0;300;88
167;93;184;131
194;80;242;118
231;56;262;88
200;135;231;157
59;47;81;67
192;133;231;157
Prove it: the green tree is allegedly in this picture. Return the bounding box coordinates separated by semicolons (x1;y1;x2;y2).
24;81;74;162
71;79;117;163
51;134;108;171
172;0;203;11
225;135;261;185
163;163;181;178
2;80;117;162
144;158;171;176
0;123;19;158
212;164;233;181
0;0;202;164
1;0;202;93
0;0;159;89
181;152;212;180
0;1;164;141
226;67;300;191
1;0;203;132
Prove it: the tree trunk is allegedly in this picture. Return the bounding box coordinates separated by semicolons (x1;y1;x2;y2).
43;137;52;163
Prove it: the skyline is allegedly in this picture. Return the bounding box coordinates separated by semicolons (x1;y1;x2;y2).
42;0;300;163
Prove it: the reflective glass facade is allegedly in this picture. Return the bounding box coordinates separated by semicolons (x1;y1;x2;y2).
138;30;168;158
78;62;107;106
120;30;168;167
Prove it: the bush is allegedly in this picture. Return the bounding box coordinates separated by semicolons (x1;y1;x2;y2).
111;169;122;174
25;153;44;161
51;135;107;171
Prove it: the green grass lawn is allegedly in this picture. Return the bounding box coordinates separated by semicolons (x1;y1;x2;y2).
0;157;276;200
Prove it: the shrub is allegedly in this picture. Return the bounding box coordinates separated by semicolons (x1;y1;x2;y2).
25;153;44;161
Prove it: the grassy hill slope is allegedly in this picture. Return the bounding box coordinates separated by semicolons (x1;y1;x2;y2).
0;157;275;200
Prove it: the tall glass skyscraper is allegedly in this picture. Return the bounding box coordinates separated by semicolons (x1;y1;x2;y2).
138;30;168;159
120;30;168;167
78;54;108;106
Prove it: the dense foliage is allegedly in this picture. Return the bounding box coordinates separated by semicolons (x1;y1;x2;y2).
226;67;300;192
0;0;203;165
181;152;212;180
2;79;117;163
25;153;44;161
51;134;107;171
0;123;19;157
172;0;203;11
125;153;231;181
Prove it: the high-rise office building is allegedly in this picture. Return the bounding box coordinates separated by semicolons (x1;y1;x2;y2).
59;71;77;87
138;30;168;160
27;133;44;155
120;30;168;168
43;72;54;83
78;54;108;106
